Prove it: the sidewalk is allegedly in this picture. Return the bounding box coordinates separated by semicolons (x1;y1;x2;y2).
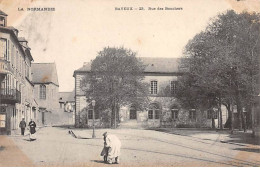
0;136;33;166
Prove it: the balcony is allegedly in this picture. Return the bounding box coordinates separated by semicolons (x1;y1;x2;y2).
0;89;21;104
0;58;10;75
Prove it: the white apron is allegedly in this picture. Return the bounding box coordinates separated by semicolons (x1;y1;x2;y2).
106;134;121;159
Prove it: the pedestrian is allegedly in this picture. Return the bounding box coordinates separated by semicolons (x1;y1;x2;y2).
101;133;109;163
102;132;121;164
28;119;37;141
19;118;26;135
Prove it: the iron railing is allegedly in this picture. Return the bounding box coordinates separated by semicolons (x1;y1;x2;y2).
0;89;21;104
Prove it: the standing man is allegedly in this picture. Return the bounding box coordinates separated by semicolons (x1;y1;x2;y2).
19;118;26;135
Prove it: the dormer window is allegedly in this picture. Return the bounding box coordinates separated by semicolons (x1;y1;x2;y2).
0;10;8;27
0;16;5;27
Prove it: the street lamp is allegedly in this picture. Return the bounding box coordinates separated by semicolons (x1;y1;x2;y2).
91;100;96;138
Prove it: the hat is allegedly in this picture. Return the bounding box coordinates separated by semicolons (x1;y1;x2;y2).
103;132;107;136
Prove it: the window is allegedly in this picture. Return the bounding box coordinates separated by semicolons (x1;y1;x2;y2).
26;64;29;78
171;109;178;120
155;110;160;119
207;109;218;119
88;109;99;119
148;103;160;119
189;109;196;120
15;51;18;69
7;74;11;92
170;81;177;95
39;85;46;99
7;40;9;61
88;109;93;119
0;16;5;26
11;45;14;66
213;110;218;119
148;110;153;119
17;52;19;71
207;110;212;119
0;38;7;59
130;106;137;119
95;111;99;119
150;81;158;94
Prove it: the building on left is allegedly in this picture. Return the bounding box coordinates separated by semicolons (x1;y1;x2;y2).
0;10;38;135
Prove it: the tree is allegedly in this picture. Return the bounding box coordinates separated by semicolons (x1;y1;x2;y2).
177;10;260;132
81;47;149;128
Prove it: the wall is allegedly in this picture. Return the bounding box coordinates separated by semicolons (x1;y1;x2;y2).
143;74;178;92
34;83;59;110
75;95;87;127
75;74;86;127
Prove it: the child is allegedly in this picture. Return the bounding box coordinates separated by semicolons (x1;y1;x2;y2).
101;134;109;163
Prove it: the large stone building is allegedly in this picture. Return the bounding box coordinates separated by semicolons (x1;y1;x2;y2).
0;10;38;135
31;63;59;126
73;58;227;128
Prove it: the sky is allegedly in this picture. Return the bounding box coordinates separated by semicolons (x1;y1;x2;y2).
0;0;259;92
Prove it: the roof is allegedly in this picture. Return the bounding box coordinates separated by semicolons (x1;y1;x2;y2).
59;91;75;102
74;62;92;72
6;26;18;31
0;10;7;16
31;63;59;86
140;57;181;73
74;57;182;76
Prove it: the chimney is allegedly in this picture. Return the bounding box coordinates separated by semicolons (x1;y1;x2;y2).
13;29;19;37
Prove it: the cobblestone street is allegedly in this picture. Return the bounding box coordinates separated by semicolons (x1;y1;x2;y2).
1;127;259;167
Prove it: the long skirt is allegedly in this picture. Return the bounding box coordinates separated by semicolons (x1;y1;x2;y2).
29;133;36;141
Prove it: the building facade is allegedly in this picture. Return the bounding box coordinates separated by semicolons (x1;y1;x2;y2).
59;91;75;112
0;10;38;135
31;63;59;126
58;91;75;125
74;58;227;128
